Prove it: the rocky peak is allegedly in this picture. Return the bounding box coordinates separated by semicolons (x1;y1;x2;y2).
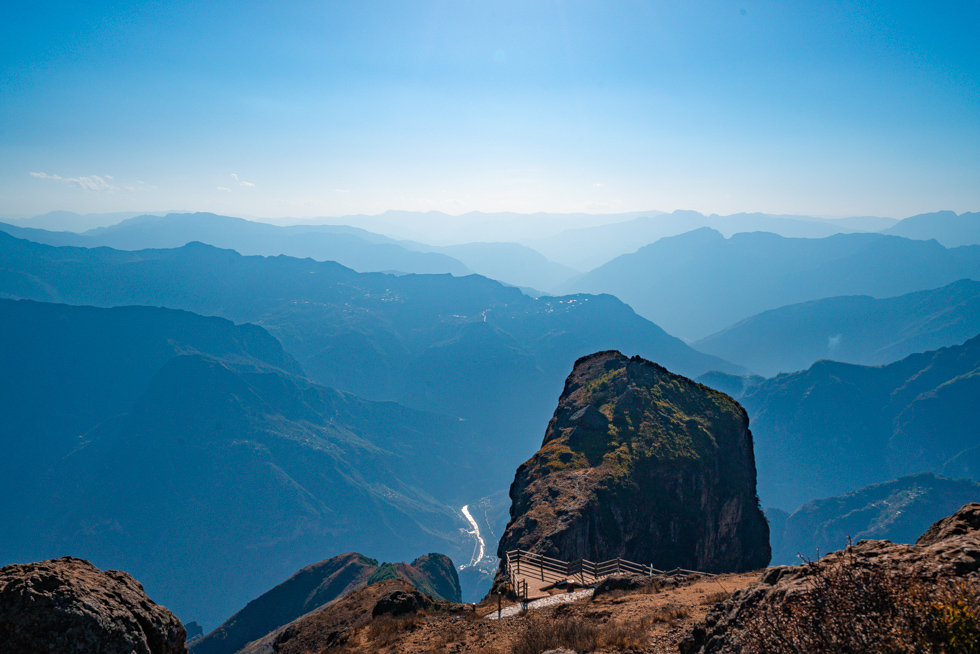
496;350;770;580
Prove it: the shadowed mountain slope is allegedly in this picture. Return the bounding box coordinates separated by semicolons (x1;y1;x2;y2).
565;228;980;340
694;279;980;376
190;552;459;654
769;473;980;566
0;232;741;487
0;299;481;630
741;334;980;511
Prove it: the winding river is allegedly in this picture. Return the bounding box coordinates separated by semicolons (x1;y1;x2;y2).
460;504;486;567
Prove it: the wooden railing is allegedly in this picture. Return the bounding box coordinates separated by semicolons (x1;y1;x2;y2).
504;549;713;589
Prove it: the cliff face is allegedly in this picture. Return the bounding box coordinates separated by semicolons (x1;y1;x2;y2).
497;351;770;577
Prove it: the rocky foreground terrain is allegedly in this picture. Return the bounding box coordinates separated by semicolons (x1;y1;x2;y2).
0;556;186;654
217;503;979;653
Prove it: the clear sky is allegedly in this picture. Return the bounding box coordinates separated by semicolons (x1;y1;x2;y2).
1;1;978;219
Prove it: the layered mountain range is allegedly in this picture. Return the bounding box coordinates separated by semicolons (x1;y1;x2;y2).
0;231;740;491
565;228;980;339
732;334;980;510
695;279;980;376
767;473;980;565
0;299;481;628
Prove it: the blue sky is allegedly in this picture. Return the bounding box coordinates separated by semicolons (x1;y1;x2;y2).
1;1;978;218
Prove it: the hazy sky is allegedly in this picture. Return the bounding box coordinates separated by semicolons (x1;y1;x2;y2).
2;1;978;219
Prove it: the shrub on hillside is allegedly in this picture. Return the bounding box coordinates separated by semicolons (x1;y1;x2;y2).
736;548;980;654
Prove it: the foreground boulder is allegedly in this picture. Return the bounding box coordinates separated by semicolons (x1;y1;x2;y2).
496;351;770;585
0;556;186;654
681;502;980;653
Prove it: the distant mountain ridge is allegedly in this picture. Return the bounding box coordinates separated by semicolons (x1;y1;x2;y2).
526;209;896;270
738;333;980;510
0;231;742;498
768;473;980;565
694;279;980;376
883;210;980;247
0;213;474;277
566;228;980;340
0;212;587;292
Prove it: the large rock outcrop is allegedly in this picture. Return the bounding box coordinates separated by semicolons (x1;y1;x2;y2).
0;556;186;654
495;351;770;583
681;502;980;653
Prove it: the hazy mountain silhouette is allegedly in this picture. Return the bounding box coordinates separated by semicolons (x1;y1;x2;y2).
737;334;980;511
526;210;897;270
768;473;980;565
565;228;980;340
695;279;980;376
0;213;473;276
0;232;741;532
0;299;482;630
407;240;579;291
0;213;585;291
883;210;980;247
292;209;663;244
9;210;178;231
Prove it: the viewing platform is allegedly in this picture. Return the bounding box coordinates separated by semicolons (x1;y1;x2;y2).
503;549;713;601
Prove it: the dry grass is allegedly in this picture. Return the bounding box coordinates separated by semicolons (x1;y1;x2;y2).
364;614;424;648
737;549;980;654
649;605;691;627
700;591;730;605
511;614;650;654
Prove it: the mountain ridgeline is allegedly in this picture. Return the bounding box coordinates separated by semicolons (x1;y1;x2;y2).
695;279;980;376
732;333;980;510
0;231;741;492
190;552;460;654
565;227;980;339
767;473;980;566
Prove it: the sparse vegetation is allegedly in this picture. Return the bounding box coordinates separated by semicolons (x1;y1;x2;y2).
511;615;650;654
650;605;691;626
700;591;730;605
736;549;980;654
364;614;424;648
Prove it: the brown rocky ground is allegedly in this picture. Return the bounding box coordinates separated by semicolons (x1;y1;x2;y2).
0;556;186;654
273;572;760;654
